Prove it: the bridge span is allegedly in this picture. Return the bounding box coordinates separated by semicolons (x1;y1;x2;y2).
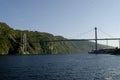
21;27;120;52
44;27;120;51
46;38;120;42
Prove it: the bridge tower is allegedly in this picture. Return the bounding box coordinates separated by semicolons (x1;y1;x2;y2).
95;27;97;50
23;33;27;54
119;40;120;48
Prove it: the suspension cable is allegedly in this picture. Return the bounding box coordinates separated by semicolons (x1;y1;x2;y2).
97;28;113;38
67;28;94;39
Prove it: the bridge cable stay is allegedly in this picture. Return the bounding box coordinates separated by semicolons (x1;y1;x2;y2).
68;28;94;39
97;28;110;49
67;28;97;51
78;28;94;39
97;28;113;38
98;28;110;48
97;28;119;48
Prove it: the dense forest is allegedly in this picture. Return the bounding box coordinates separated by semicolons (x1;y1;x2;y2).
0;22;110;55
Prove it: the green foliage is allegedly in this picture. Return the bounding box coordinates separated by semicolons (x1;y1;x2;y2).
0;22;111;55
0;22;82;55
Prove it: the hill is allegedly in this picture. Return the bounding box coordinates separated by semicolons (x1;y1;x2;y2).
0;22;112;55
72;41;113;53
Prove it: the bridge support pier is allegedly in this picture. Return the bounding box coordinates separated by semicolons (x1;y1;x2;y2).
95;27;97;51
119;40;120;48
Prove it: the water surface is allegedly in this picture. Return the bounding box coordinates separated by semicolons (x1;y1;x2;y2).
0;53;120;80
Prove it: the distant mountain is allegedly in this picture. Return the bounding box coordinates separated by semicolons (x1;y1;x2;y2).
72;41;113;53
0;22;113;55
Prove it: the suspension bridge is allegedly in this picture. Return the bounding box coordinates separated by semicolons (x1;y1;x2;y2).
22;27;120;53
44;27;120;50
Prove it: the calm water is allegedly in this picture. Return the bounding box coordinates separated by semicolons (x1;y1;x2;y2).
0;53;120;80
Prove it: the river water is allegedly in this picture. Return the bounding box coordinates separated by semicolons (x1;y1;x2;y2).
0;53;120;80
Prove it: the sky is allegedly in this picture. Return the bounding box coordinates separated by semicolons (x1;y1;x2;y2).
1;0;120;46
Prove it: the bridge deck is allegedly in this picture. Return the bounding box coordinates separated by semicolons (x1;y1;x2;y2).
46;38;120;42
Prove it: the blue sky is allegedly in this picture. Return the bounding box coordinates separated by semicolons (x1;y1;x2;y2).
1;0;120;41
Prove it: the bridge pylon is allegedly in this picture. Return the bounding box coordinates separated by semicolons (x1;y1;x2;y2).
95;27;97;51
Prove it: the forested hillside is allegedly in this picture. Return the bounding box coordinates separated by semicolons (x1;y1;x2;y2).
0;22;111;55
0;22;81;55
